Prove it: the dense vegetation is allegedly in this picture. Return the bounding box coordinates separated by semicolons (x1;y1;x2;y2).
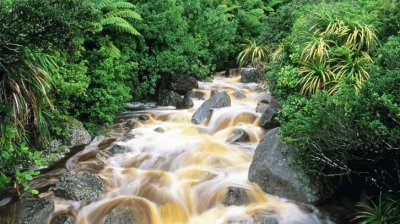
0;0;274;193
258;0;399;221
1;0;399;222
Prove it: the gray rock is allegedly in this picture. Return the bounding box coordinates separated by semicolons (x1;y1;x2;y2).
41;140;70;168
176;93;194;109
229;68;241;77
241;67;259;83
50;214;74;224
169;75;198;95
108;145;131;154
154;127;164;133
54;171;105;201
222;187;249;206
127;102;156;111
157;90;182;107
104;207;137;224
124;120;137;129
191;92;231;124
248;128;321;204
254;215;279;224
259;108;280;129
227;128;251;143
17;196;54;224
256;92;273;113
68;119;91;147
232;91;246;99
187;90;205;100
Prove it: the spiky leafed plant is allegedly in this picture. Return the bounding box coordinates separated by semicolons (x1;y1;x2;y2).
95;0;141;36
330;51;373;93
301;35;334;62
0;51;56;134
298;60;334;95
354;194;400;224
237;39;269;67
345;22;379;52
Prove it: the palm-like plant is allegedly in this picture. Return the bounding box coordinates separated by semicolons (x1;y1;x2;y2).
301;36;334;62
237;39;269;67
354;194;400;224
331;52;373;93
298;60;334;95
345;23;379;52
95;0;141;36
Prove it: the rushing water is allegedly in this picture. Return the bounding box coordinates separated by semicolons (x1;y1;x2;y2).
5;75;332;223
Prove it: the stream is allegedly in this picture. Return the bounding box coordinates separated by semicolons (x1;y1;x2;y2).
1;75;333;224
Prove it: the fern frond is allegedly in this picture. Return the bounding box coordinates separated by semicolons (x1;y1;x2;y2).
101;17;141;35
105;9;141;20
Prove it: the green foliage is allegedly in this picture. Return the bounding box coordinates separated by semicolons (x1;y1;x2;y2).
95;0;141;36
237;39;269;67
355;194;400;224
265;0;400;195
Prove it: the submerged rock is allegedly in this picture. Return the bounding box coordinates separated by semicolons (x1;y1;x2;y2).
104;207;137;224
176;93;194;109
191;92;231;124
248;128;322;204
258;108;280;129
108;144;131;154
157;89;182;107
54;171;105;201
187;90;205;100
16;195;54;224
232;91;246;99
227;128;251;143
127;102;156;111
253;215;279;224
222;187;249;206
50;214;74;224
241;67;259;83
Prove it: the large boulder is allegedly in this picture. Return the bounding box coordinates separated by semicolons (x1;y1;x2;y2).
191;92;231;124
17;196;54;224
54;171;105;201
241;67;259;83
157;89;182;107
248;128;321;204
168;75;198;95
104;207;137;224
258;108;280;129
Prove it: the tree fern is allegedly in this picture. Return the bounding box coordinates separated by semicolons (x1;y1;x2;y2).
95;0;141;36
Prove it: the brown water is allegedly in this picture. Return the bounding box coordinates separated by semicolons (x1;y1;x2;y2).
11;75;332;223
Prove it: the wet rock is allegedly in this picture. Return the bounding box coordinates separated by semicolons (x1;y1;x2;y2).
248;128;322;204
157;89;182;107
41;140;70;168
127;102;156;111
108;145;131;154
187;90;205;100
138;114;150;121
124;120;137;129
50;214;74;224
120;134;135;142
241;67;259;83
154;127;164;133
259;108;280;129
232;91;246;99
68;118;91;147
16;196;54;224
229;68;241;77
256;92;273;113
222;187;249;206
227;128;251;143
169;75;198;95
253;215;279;224
176;93;194;109
191;92;231;124
54;171;105;201
104;207;137;224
